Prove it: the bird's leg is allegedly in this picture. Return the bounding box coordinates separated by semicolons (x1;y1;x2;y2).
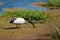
16;24;19;28
18;24;20;28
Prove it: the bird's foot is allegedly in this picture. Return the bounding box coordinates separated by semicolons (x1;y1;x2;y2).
16;27;20;29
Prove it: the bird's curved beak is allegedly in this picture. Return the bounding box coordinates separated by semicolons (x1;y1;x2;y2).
27;20;35;28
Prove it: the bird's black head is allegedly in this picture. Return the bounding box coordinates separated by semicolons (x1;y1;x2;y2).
9;18;16;23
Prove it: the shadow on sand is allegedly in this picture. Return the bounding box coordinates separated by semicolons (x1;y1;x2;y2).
4;27;20;30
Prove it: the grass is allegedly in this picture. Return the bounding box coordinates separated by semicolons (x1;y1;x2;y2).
45;16;60;40
51;19;60;40
48;0;60;7
0;10;52;23
48;9;60;40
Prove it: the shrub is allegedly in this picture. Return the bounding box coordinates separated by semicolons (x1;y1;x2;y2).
48;0;60;7
0;10;52;23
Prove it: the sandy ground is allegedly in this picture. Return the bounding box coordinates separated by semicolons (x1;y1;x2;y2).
0;22;55;40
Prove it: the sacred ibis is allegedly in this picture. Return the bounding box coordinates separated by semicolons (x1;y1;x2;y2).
9;17;35;28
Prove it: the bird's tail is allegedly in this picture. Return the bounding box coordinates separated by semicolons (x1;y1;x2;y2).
28;20;35;28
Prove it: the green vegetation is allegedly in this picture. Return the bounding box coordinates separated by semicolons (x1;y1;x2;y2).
51;26;60;40
0;10;52;23
48;19;60;40
52;21;60;40
52;31;60;40
47;1;60;39
48;0;60;7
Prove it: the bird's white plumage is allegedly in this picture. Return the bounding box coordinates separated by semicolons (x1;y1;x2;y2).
13;18;26;24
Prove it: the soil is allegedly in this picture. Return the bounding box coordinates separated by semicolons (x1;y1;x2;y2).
0;23;55;40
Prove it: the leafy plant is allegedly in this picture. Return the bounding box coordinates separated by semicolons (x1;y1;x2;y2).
48;0;60;7
0;10;52;23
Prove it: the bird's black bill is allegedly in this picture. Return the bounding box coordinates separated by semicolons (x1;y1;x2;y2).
28;21;35;28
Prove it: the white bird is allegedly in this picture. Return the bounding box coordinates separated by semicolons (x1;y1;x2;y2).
9;17;35;28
